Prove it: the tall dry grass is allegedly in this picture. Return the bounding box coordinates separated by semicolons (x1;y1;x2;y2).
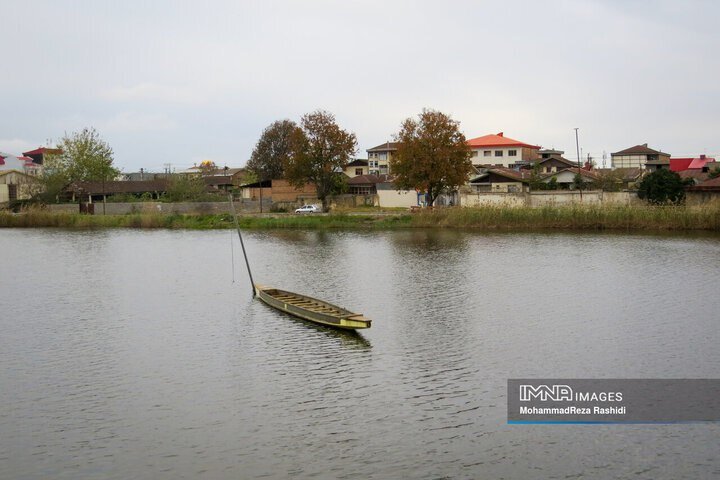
1;202;719;231
409;202;720;231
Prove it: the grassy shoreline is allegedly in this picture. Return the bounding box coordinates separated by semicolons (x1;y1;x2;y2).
1;203;719;232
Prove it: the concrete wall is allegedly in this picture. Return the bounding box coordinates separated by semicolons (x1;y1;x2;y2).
528;191;602;206
45;204;79;213
686;190;720;206
377;189;418;208
45;200;273;215
460;190;639;207
331;194;377;208
461;191;528;207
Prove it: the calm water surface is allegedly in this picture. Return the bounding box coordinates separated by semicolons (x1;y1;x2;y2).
1;228;719;479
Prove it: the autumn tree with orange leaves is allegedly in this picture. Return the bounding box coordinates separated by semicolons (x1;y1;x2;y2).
285;110;357;212
391;109;472;206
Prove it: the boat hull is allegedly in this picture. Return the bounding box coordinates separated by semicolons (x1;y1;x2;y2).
255;285;371;330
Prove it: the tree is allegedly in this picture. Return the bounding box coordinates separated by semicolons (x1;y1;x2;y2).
164;174;207;202
573;172;588;191
247;119;298;181
285;110;357;212
637;169;686;205
35;127;118;203
709;165;720;179
53;127;119;182
198;160;217;176
391;109;472;206
594;169;624;192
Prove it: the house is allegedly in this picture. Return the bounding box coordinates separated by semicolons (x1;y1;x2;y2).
366;142;399;175
121;170;172;182
0;152;41;175
677;169;709;185
670;155;715;172
611;144;670;170
686;176;720;204
22;147;62;165
66;180;170;202
538;148;566;159
344;159;369;178
541;167;600;189
469;167;532;193
207;167;245;186
346;174;391;195
0;170;41;204
466;132;541;168
239;179;317;203
533;155;578;174
203;176;235;192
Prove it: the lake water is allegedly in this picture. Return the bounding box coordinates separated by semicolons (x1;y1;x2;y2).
1;228;719;479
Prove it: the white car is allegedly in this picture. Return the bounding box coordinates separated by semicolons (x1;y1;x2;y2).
295;204;321;214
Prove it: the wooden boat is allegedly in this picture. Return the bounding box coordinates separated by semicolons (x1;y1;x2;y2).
255;284;371;330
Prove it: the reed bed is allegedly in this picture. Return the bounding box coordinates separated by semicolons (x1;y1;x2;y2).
1;202;719;231
409;202;720;231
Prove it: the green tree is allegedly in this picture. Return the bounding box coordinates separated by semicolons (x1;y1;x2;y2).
285;110;357;212
164;174;208;202
54;127;119;182
573;172;588;191
247;119;298;180
391;109;472;206
527;163;545;191
708;165;720;179
594;169;624;192
35;127;118;203
637;169;686;205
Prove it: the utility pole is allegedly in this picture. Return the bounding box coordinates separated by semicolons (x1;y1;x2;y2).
575;128;581;169
574;128;582;200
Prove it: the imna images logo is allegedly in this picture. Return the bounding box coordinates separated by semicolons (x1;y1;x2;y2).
519;384;573;402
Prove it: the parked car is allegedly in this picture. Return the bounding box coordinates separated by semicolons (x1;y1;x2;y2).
295;204;320;214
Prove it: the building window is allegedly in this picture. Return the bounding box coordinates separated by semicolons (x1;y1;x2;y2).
483;150;491;157
355;168;363;176
471;151;478;157
378;153;387;160
508;150;517;157
495;150;503;157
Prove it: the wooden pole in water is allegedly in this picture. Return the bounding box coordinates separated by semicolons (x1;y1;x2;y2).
228;194;256;295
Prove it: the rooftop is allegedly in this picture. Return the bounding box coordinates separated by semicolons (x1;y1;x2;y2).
466;132;540;150
612;144;669;156
367;142;401;152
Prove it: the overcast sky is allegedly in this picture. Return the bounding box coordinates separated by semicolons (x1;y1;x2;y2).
2;0;719;172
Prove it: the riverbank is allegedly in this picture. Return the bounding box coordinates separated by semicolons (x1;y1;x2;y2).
1;203;719;231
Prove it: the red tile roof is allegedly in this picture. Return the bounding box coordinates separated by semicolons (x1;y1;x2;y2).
0;155;4;165
23;147;62;156
466;132;540;149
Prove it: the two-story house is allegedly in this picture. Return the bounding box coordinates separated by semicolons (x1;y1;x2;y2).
466;132;540;168
611;144;670;170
